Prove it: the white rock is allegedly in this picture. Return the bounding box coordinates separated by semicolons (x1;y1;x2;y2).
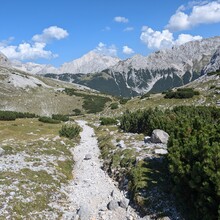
151;129;169;144
154;149;168;155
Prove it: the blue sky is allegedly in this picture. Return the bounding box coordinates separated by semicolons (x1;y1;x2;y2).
0;0;220;66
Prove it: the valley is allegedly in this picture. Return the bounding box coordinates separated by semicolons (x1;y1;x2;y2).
0;36;220;220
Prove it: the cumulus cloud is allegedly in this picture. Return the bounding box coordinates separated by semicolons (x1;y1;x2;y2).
175;33;203;45
123;46;134;54
123;27;134;32
114;16;129;23
94;42;117;57
140;26;202;49
166;1;220;31
140;26;174;49
0;26;68;61
0;42;57;60
32;26;68;43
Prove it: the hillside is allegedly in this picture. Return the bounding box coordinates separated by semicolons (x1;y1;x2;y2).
0;65;112;116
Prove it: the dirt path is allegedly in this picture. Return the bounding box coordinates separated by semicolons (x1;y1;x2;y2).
63;120;144;220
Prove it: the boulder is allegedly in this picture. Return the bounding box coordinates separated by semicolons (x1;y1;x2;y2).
107;200;119;210
77;205;90;220
0;147;5;156
119;198;129;209
84;154;92;160
151;129;169;144
154;149;168;155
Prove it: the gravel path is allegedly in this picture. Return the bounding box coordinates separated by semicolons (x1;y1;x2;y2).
63;120;144;220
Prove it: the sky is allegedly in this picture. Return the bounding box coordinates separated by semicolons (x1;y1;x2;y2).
0;0;220;67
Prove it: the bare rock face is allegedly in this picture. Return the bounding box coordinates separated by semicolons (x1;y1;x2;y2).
151;129;169;144
0;52;10;67
203;47;220;74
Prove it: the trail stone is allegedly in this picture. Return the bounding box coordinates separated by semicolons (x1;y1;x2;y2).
119;198;129;209
84;154;92;160
77;205;90;220
107;200;119;210
0;147;5;156
151;129;169;144
154;149;168;155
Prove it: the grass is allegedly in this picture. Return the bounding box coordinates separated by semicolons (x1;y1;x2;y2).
0;118;62;142
0;118;78;218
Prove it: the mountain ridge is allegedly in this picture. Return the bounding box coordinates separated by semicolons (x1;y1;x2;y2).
10;51;120;75
44;36;220;97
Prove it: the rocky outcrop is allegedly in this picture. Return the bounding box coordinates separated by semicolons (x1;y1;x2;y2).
0;52;10;67
202;47;220;74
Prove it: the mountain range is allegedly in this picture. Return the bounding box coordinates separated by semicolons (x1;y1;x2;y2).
11;51;120;75
44;37;220;97
1;36;220;97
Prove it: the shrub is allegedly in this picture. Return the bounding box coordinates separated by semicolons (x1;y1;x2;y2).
59;124;81;139
0;111;16;120
72;108;82;116
38;116;60;124
100;117;117;125
82;95;111;113
110;102;118;109
119;98;130;105
207;70;220;76
52;114;69;122
140;93;150;99
119;106;220;219
64;88;111;113
0;110;36;121
164;88;199;99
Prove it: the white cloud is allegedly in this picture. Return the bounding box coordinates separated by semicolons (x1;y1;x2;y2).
0;42;57;60
32;26;69;43
166;1;220;31
94;42;117;57
123;27;134;32
140;26;202;49
123;46;134;55
0;26;68;61
140;26;174;49
175;33;203;45
114;16;129;23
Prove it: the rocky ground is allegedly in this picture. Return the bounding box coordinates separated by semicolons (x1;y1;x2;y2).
0;118;181;220
63;120;147;220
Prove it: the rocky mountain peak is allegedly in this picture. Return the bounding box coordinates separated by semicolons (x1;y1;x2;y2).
59;51;120;74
